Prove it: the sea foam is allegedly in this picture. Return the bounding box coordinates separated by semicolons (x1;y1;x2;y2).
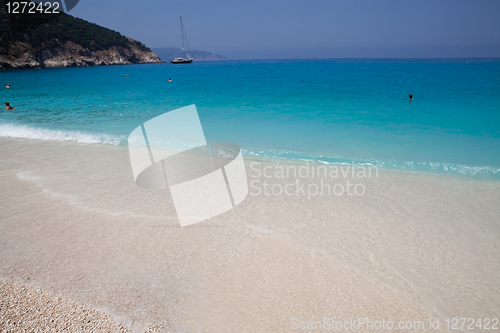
0;123;125;145
242;148;500;178
1;123;498;178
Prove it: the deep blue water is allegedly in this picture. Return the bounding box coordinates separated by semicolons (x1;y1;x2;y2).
1;59;500;177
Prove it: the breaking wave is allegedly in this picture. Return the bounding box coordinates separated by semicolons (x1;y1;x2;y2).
242;149;500;178
0;123;126;145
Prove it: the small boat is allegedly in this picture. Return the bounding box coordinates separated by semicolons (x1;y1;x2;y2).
170;16;193;64
171;57;193;64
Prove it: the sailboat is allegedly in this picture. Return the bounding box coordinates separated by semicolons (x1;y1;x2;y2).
170;16;193;64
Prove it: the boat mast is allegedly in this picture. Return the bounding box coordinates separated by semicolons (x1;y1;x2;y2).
179;16;191;60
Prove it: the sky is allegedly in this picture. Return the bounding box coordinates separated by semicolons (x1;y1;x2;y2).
68;0;500;59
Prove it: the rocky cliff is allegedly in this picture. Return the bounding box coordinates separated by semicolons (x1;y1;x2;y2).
0;3;163;70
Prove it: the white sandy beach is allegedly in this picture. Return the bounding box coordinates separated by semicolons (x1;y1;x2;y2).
1;137;499;332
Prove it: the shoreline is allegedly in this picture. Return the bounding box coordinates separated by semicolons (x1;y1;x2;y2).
0;132;498;180
0;60;167;72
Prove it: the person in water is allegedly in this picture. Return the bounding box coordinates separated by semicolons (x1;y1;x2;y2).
6;84;10;88
5;102;14;110
409;94;413;100
168;78;172;82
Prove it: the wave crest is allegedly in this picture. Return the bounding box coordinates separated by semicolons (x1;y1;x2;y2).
242;149;500;178
0;123;125;145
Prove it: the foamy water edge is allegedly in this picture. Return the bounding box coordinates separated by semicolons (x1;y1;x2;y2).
2;122;499;178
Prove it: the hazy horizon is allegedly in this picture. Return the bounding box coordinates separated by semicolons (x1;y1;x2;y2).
69;0;500;60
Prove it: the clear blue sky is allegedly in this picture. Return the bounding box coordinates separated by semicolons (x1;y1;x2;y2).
69;0;500;59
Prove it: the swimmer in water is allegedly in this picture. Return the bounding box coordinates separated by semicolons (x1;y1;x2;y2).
5;102;15;110
409;94;413;101
168;78;172;82
6;84;10;88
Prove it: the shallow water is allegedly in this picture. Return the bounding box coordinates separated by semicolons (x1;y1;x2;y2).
1;137;499;331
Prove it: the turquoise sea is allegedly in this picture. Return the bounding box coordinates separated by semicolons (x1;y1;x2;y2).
1;59;500;177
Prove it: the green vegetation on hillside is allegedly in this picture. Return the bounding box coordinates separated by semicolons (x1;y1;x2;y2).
0;1;150;57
